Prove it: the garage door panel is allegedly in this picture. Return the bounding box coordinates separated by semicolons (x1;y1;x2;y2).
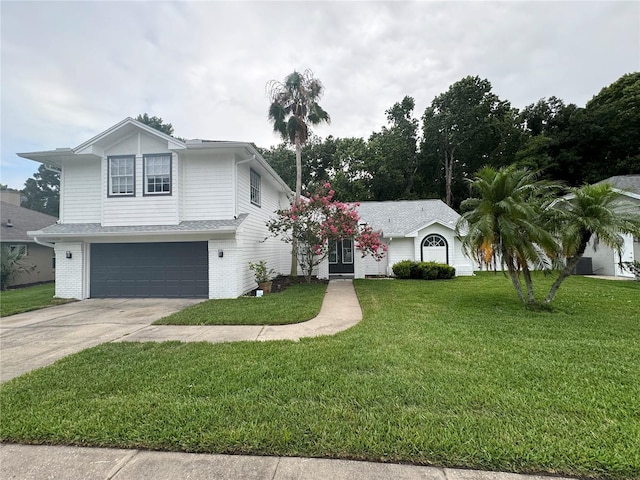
91;242;208;298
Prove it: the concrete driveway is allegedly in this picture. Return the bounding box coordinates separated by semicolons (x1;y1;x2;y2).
0;298;201;383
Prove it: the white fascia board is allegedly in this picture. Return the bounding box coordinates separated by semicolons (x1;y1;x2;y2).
17;150;100;166
561;188;640;201
405;220;457;238
613;188;640;201
74;117;186;153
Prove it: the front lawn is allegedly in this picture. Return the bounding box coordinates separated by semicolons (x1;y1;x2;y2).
0;283;68;317
154;283;327;325
1;274;639;479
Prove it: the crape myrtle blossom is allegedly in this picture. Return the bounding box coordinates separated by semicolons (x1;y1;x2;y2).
267;183;387;282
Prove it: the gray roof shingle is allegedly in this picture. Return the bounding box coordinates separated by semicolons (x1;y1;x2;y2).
28;214;247;237
356;200;460;237
595;175;640;195
1;202;58;242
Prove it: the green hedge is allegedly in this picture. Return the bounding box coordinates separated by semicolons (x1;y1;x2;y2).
392;260;455;280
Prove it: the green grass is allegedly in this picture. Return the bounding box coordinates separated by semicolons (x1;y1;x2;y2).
1;274;639;479
154;283;327;325
0;283;69;317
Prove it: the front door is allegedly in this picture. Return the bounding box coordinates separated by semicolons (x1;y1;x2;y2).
329;238;355;274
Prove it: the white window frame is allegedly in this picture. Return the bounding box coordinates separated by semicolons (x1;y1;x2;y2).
108;155;135;197
9;244;28;256
143;153;172;196
250;169;261;207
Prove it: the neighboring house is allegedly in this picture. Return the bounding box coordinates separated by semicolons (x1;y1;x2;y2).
19;117;292;299
579;175;640;278
0;189;57;287
318;199;474;279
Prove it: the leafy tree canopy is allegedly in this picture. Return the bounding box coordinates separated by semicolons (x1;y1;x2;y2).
135;113;185;141
21;164;59;217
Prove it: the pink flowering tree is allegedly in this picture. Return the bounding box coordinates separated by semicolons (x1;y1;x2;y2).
267;183;387;282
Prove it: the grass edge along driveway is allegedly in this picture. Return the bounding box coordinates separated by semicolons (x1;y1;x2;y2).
0;283;71;317
1;274;638;479
154;283;327;325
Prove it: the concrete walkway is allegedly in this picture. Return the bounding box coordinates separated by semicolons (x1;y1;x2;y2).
115;279;362;344
0;444;576;480
0;280;578;480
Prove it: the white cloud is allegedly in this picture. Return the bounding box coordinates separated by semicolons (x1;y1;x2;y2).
1;0;638;189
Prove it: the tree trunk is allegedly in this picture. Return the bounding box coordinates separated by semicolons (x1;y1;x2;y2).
505;256;526;304
290;136;303;277
544;234;591;305
445;150;453;207
522;265;536;303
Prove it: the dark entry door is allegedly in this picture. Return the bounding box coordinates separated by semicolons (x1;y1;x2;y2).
90;242;208;298
328;238;355;274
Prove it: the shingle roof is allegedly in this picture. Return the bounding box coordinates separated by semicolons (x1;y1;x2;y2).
28;214;247;237
356;200;460;237
595;175;640;195
0;202;58;242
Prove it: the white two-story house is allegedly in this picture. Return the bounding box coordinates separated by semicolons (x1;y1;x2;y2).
20;117;292;299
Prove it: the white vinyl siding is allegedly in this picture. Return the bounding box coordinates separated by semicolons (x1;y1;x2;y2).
181;155;234;220
102;154;179;226
236;162;290;292
62;160;101;223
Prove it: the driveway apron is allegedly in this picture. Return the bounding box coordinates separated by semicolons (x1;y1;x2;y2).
0;298;201;383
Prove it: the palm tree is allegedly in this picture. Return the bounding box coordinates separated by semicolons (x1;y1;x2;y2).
457;166;560;304
267;69;330;275
544;183;640;304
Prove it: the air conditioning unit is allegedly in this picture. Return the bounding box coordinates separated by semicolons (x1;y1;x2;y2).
572;257;593;275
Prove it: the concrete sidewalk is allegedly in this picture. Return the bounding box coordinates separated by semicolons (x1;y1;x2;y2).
0;444;576;480
115;279;362;344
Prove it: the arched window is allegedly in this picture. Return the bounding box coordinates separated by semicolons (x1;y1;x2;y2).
421;234;449;264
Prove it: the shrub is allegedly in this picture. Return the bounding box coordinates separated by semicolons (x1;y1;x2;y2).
392;260;413;279
391;260;455;280
418;262;438;280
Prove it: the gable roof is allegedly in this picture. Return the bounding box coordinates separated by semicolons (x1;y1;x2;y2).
1;202;58;242
595;175;640;199
357;200;460;237
18;118;291;194
74;117;186;153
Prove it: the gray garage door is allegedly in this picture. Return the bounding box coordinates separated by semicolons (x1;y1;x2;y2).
90;242;208;298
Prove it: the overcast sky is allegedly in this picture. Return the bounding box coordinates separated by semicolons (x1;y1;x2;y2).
1;1;638;189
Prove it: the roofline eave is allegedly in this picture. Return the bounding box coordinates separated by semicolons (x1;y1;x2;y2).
27;227;239;240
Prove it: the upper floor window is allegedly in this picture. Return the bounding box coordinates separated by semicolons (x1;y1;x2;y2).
250;169;261;206
144;154;172;195
108;155;135;196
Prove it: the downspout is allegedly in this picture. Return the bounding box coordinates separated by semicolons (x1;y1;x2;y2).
234;155;255;219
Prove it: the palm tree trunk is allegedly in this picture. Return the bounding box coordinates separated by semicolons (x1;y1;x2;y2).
506;260;526;304
290;136;303;277
544;234;591;305
445;150;453;207
544;254;581;305
522;265;536;304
